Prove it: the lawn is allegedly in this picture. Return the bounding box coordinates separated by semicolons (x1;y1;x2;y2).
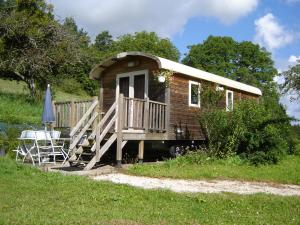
128;155;300;185
0;158;299;225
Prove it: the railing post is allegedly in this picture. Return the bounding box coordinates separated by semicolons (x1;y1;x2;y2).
116;94;124;168
144;98;149;133
138;140;144;164
70;101;76;129
52;101;56;128
92;96;99;132
165;87;171;132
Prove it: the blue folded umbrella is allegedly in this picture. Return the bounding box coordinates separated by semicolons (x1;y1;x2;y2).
42;84;55;127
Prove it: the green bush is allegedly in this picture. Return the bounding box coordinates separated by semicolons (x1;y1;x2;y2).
0;127;21;158
57;78;88;96
199;99;292;165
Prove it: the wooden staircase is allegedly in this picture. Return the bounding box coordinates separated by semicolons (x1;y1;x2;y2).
67;96;127;170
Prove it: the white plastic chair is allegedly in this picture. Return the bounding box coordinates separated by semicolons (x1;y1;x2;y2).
49;130;68;163
34;131;54;165
13;130;35;164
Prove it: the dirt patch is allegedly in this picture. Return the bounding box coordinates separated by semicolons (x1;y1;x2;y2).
93;173;300;196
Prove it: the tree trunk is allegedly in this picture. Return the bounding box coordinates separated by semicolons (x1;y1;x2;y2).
26;78;37;100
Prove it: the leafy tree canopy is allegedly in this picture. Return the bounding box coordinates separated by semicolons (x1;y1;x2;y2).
94;30;113;52
109;31;180;62
0;0;91;99
281;61;300;100
182;36;277;87
63;17;90;47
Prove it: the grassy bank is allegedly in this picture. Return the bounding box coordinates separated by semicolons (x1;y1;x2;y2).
128;155;300;185
0;158;299;224
0;79;91;125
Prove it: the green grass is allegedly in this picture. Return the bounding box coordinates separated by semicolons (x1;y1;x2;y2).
0;158;299;224
0;91;42;125
128;155;300;185
0;79;91;125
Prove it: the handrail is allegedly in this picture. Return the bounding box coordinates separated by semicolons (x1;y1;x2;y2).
123;97;146;102
122;97;167;132
55;99;94;104
69;112;98;150
89;102;116;139
149;100;167;106
69;99;99;137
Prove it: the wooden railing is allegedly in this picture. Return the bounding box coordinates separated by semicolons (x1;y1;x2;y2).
148;100;167;132
122;96;167;132
53;95;167;133
53;98;96;128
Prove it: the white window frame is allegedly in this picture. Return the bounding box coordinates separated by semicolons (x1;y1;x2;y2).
116;69;149;101
226;90;234;111
188;80;201;107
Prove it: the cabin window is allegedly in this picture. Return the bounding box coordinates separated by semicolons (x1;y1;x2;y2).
189;81;201;107
226;90;234;111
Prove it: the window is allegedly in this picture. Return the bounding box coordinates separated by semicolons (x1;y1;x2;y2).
189;81;201;107
226;90;234;111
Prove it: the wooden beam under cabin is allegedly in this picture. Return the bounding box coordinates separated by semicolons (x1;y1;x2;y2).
138;140;144;163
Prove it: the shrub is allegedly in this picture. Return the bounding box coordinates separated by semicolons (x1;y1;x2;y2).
199;96;292;164
0;127;21;158
58;78;88;96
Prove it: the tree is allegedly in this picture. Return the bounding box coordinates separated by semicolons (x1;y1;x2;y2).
0;0;82;99
110;31;180;62
94;30;113;52
281;61;300;100
182;36;277;87
63;17;90;47
0;0;16;10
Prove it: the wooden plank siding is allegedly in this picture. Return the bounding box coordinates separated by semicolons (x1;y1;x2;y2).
168;73;259;140
101;56;161;113
98;55;260;141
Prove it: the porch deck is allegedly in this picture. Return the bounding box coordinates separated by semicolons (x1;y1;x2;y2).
53;94;170;170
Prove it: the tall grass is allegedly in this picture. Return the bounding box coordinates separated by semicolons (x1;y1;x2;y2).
0;79;92;125
0;91;42;125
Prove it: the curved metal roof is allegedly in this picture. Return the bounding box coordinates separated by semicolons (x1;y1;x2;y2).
90;51;262;96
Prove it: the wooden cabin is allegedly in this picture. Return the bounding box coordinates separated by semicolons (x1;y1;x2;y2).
54;52;262;170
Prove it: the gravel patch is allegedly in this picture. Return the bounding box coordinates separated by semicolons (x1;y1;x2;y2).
93;173;300;196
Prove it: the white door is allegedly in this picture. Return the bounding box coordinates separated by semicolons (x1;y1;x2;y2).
116;70;148;129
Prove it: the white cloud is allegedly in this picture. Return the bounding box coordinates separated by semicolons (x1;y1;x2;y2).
285;0;300;4
47;0;258;39
254;13;294;50
280;94;300;123
274;55;300;123
288;55;300;64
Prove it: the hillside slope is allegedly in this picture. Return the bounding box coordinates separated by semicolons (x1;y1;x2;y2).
0;79;92;125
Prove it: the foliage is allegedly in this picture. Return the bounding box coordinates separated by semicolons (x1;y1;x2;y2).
0;127;23;158
281;60;300;100
109;31;180;61
199;87;292;164
63;17;90;47
58;78;87;96
152;69;174;87
0;78;90;125
0;91;42;124
0;0;97;99
182;36;277;87
94;30;113;52
1;158;300;224
129;154;300;185
61;17;100;96
290;125;300;155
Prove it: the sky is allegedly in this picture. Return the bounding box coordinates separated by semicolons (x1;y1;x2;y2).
47;0;300;121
